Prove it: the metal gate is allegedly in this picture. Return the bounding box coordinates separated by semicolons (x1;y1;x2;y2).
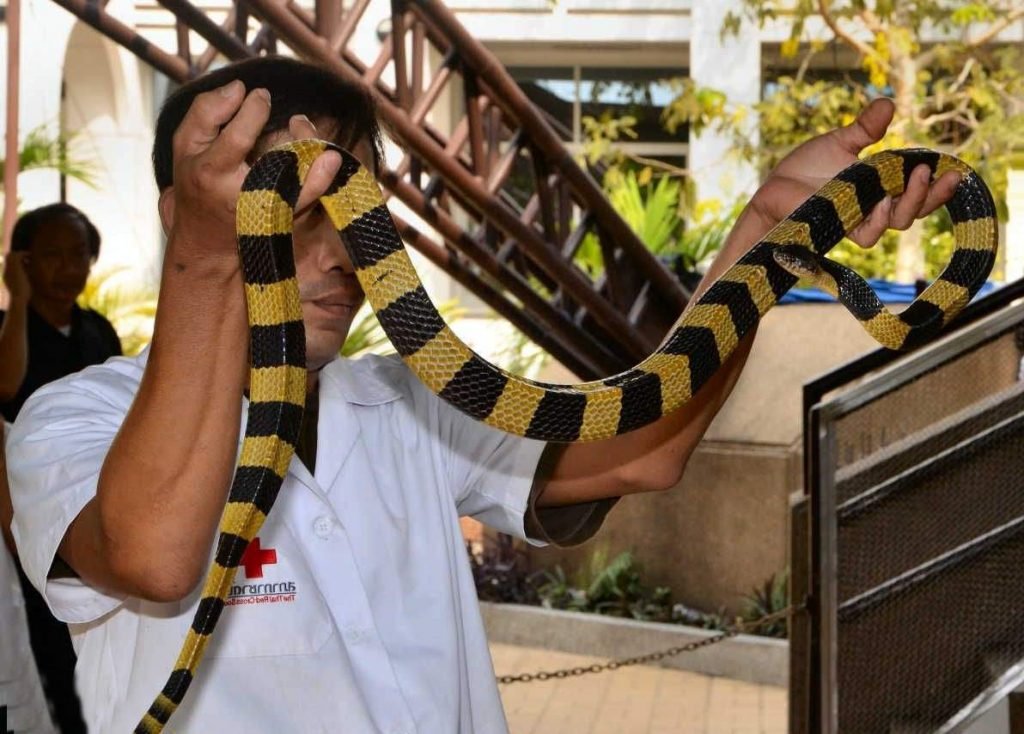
792;281;1024;734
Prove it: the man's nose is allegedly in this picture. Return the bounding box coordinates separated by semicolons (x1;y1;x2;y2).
309;220;355;273
60;252;90;271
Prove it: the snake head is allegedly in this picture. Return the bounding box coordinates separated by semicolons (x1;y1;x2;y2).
772;245;822;280
772;244;843;300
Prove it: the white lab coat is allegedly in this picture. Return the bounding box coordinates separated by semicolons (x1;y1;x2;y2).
6;351;603;733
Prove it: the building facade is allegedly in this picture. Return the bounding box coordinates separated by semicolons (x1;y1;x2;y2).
1;0;1021;316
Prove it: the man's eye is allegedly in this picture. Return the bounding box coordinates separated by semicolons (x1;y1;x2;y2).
296;205;325;226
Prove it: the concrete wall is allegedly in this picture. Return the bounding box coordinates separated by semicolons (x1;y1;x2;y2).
525;302;883;615
523;299;1024;615
523;440;799;615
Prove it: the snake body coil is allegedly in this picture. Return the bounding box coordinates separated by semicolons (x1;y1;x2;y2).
136;142;997;731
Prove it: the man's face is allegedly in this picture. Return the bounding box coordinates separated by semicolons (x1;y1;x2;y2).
291;175;368;372
262;128;376;372
25;216;93;308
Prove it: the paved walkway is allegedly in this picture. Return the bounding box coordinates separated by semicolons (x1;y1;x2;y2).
491;643;787;734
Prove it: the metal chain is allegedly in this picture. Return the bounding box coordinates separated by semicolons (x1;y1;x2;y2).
495;605;797;685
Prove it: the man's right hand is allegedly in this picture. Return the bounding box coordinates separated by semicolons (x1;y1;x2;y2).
61;81;345;604
2;252;31;304
162;80;342;262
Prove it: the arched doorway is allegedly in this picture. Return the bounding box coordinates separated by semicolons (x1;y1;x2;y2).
62;18;160;286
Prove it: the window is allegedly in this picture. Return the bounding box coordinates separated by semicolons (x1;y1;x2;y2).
509;65;688;165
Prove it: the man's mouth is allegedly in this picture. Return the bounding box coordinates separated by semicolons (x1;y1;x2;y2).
308;293;358;317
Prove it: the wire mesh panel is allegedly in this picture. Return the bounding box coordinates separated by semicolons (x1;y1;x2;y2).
802;292;1024;734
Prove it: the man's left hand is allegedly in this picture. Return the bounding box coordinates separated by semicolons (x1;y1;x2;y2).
749;98;961;249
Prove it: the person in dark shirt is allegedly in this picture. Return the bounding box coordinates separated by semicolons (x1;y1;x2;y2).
0;203;121;423
0;202;122;734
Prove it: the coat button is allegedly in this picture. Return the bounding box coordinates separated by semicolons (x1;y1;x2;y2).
313;516;334;539
344;627;370;644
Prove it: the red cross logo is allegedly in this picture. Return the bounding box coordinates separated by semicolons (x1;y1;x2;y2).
239;537;277;579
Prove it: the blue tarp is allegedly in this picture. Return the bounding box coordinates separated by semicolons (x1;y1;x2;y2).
778;279;1000;304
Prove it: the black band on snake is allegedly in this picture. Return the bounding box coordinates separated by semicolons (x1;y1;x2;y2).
135;142;997;732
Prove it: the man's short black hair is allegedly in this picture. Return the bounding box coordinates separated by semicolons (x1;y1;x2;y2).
152;55;384;190
11;202;101;258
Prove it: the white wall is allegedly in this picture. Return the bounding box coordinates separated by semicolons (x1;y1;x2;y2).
63;13;161;287
0;0;160;287
689;0;759;209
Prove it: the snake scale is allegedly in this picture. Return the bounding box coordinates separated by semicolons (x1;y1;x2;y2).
136;141;997;731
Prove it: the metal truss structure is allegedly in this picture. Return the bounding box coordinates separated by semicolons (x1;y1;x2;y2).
47;0;690;378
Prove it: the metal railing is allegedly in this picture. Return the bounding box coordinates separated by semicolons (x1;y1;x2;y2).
793;279;1024;734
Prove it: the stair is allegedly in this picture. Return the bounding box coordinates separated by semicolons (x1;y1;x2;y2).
51;0;689;379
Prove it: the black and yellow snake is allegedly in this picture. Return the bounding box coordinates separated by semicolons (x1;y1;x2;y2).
136;140;997;731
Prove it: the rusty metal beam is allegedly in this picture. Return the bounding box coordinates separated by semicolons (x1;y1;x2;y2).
408;0;687;314
193;9;235;73
158;0;250;61
411;18;424;105
465;70;486;179
50;0;191;81
245;0;649;361
315;0;341;40
175;20;191;69
330;0;371;54
530;147;556;242
391;4;411;111
234;2;248;44
410;48;456;126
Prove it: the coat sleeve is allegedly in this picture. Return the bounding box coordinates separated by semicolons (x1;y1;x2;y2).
5;361;138;623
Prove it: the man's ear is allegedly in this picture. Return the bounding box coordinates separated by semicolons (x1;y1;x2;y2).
158;187;175;236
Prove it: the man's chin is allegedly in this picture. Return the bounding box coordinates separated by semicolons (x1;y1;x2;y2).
305;338;348;370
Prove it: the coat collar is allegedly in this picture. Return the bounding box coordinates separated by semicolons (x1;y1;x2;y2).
304;354;405;496
318;354;404;407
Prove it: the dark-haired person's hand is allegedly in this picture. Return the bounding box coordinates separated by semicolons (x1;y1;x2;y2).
159;80;342;263
2;252;31;304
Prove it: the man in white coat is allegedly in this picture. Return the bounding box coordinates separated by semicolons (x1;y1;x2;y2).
5;55;958;732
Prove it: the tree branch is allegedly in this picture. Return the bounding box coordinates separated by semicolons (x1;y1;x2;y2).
623;153;691;178
915;46;939;70
948;57;977;97
964;4;1024;49
860;7;884;34
817;0;885;66
919;108;969;128
795;45;818;83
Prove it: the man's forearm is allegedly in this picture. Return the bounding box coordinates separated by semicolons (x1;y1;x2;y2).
65;242;250;601
0;300;29;401
537;202;772;507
